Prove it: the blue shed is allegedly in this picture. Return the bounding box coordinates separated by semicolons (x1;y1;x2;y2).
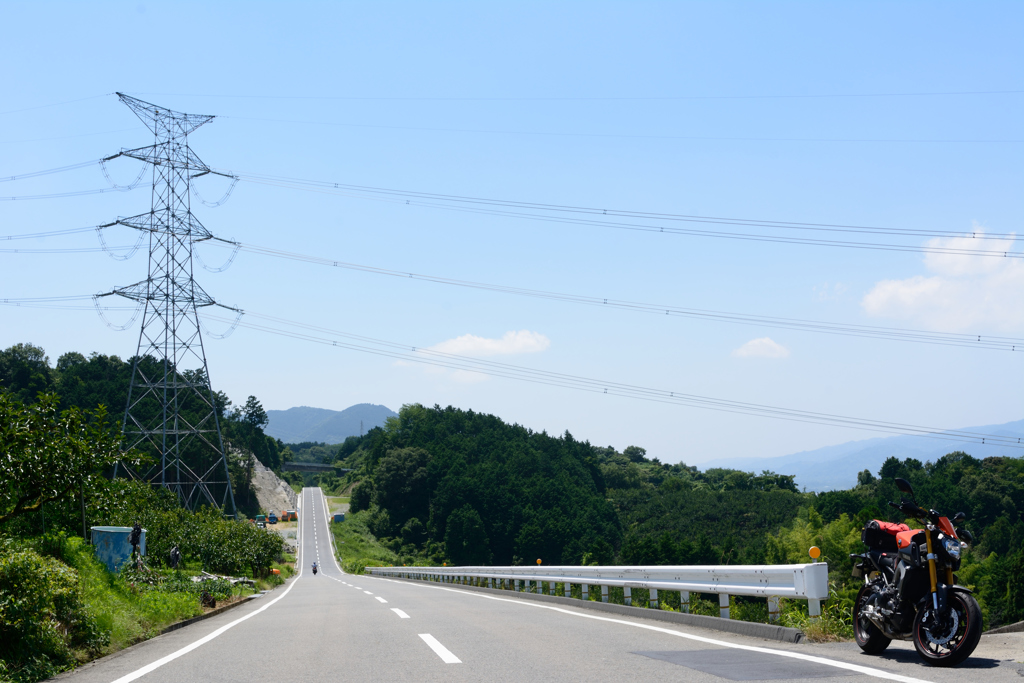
333;513;345;523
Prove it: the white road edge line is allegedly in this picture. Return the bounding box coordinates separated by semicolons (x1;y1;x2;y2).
391;608;410;619
369;578;933;683
317;486;345;574
418;633;461;664
108;490;310;683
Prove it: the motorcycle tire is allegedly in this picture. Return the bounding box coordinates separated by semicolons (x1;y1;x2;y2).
912;591;982;667
853;585;891;654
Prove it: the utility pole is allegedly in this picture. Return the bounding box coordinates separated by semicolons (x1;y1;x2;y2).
99;93;239;517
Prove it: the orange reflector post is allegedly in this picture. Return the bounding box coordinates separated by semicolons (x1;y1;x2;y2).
809;546;821;561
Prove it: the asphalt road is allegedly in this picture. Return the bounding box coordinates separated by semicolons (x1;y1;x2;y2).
56;487;1024;683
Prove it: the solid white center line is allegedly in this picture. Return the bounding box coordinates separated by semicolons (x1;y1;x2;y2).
375;596;388;603
391;608;410;619
419;634;461;664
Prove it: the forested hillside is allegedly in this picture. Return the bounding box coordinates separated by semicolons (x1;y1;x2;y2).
338;403;1023;627
0;343;289;518
3;342;1022;627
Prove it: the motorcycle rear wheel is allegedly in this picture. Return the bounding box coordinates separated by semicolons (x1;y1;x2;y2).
913;591;982;667
853;585;891;654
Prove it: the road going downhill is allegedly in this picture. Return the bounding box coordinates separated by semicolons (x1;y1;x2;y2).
57;487;1024;683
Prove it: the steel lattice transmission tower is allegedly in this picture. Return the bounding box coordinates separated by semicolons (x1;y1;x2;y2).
100;93;239;516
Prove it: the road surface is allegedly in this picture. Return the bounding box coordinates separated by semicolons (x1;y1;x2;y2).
56;487;1024;682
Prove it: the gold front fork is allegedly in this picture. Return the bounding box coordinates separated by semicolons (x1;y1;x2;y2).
925;527;939;609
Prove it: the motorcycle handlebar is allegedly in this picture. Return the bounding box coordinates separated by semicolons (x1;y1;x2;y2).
889;500;927;518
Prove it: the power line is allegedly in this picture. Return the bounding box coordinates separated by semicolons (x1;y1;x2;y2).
0;127;144;145
1;160;104;181
229;174;1022;258
221;115;1023;144
0;226;100;239
0;185;152;201
225;243;1023;352
201;309;1024;449
126;89;1024;101
0;93;113;117
4;230;1021;350
229;171;1019;241
3;158;1017;245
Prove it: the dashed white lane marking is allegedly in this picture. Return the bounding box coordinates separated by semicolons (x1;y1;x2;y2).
364;591;373;595
391;608;410;619
375;596;388;603
369;577;933;683
418;633;461;664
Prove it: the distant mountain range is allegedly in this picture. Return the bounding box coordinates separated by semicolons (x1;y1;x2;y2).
265;404;397;444
708;418;1024;492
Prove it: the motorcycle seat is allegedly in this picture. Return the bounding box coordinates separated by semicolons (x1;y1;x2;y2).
869;551;896;571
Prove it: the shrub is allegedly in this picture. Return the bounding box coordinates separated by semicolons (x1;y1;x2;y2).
0;541;106;683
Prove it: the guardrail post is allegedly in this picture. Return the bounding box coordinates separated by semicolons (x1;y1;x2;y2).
808;599;821;618
549;581;555;596
581;584;589;600
624;587;631;606
680;591;690;614
768;596;780;622
649;588;659;609
719;593;730;619
601;585;609;603
489;578;494;589
564;582;571;598
514;579;520;592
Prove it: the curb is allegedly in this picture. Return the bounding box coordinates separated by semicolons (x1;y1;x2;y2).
160;593;263;634
376;575;805;643
985;620;1024;635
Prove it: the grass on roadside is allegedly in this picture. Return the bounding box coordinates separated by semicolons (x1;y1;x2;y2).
328;510;399;574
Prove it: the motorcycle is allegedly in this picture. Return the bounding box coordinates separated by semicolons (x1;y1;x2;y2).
850;477;981;666
312;563;318;575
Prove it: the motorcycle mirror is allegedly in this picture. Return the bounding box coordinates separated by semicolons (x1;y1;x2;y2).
957;527;974;544
953;511;966;524
894;478;915;497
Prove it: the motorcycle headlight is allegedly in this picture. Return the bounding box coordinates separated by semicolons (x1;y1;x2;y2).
942;535;961;560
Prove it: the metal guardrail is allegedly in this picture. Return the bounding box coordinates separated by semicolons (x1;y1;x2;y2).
369;563;828;620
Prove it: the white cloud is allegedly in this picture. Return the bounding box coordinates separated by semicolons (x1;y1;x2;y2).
813;281;849;302
395;330;550;384
862;227;1023;331
732;337;790;358
428;330;550;357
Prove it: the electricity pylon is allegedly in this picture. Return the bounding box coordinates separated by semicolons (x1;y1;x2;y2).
99;93;238;516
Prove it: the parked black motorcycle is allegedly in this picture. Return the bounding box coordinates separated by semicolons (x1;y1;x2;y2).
850;477;981;666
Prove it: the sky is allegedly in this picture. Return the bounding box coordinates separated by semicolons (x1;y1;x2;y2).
1;1;1022;466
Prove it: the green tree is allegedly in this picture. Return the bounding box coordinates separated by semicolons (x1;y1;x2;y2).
0;393;135;525
445;504;491;565
0;343;54;404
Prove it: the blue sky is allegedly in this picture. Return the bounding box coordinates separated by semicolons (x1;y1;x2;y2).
2;1;1022;465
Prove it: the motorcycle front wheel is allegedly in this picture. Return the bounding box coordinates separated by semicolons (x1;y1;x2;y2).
913;591;982;667
853;585;891;654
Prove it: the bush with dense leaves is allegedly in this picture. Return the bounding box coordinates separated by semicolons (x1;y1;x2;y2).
97;481;284;577
0;540;106;683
